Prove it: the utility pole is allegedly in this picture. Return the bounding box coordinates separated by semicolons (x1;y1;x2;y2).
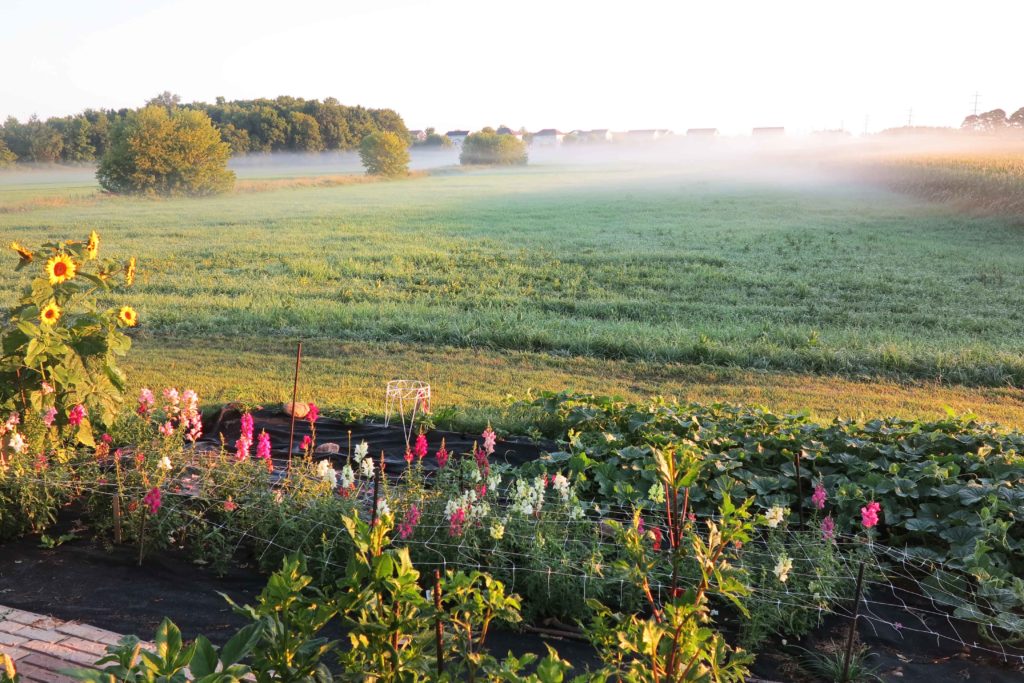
907;108;913;127
972;91;980;115
863;114;870;135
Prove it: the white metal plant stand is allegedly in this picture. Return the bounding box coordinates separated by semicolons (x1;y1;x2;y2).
384;380;431;448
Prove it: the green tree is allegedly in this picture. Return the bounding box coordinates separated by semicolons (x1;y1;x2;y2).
97;106;235;196
52;115;95;162
0;138;15;166
359;131;409;176
218;122;252;154
287;112;324;152
460;130;528;165
146;91;182;111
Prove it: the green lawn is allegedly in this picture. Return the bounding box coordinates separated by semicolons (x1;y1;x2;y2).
3;162;1023;426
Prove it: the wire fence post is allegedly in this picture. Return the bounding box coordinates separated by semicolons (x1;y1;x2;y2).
841;561;867;682
287;340;303;470
112;496;122;544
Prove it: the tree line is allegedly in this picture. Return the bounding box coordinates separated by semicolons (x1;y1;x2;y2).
0;92;409;166
961;106;1024;133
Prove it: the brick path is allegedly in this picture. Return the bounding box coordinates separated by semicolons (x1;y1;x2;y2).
0;605;129;682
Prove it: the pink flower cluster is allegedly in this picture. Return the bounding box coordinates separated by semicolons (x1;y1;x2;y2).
449;507;466;537
482;426;496;456
137;388;155;417
143;487;161;514
861;501;882;529
436;440;449;469
235;413;254;461
414;433;428;460
811;484;827;510
43;407;58;427
821;515;835;540
398;504;420;539
68;404;87;427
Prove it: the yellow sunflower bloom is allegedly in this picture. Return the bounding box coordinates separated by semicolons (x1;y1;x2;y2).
125;256;136;286
45;253;77;285
40;301;62;325
117;305;138;327
86;231;100;260
9;242;33;265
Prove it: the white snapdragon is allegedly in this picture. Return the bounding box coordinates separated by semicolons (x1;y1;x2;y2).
552;473;570;501
157;456;172;471
339;464;355;489
359;457;375;479
376;499;391;517
490;521;505;540
7;431;27;454
774;555;793;583
765;506;786;529
354;441;369;461
487;472;501;492
316;459;337;487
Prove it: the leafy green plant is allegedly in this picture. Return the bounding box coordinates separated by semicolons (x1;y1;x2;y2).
67;618;259;683
585;443;756;682
2;233;137;442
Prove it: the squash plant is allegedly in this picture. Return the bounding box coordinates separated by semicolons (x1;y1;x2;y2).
2;234;138;445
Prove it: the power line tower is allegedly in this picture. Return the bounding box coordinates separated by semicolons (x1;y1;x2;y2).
907;108;913;127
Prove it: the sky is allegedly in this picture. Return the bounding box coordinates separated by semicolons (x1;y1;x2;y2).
1;0;1020;135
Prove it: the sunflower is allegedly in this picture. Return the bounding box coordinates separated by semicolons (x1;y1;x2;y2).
86;231;100;260
9;242;33;265
117;305;138;327
45;253;77;285
40;301;61;325
125;256;136;286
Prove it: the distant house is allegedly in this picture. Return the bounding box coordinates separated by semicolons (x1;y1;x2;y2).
686;128;718;136
624;129;673;141
531;129;565;146
585;129;613;142
409;130;427;142
445;130;470;146
751;127;785;136
496;126;524;141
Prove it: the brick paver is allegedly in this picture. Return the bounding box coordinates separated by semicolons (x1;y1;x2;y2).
0;605;132;681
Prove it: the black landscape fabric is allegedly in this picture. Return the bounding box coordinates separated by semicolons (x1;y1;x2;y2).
197;407;551;474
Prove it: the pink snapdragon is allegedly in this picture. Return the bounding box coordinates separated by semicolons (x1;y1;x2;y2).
449;507;466;537
223;497;238;512
861;501;882;529
67;404;87;427
163;388;180;415
143;487;161;514
181;390;202;442
5;412;19;430
307;403;319;424
436;441;449;469
811;484;827;510
398;504;420;540
404;449;414;464
482;426;496;456
41;382;55;395
651;526;663;551
256;430;271;461
301;434;312;452
821;514;835;540
137;388;155;416
159;421;175;437
236;413;254;461
42;407;58;427
414;433;428;460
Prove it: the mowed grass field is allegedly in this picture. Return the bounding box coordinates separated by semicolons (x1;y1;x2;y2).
2;160;1024;426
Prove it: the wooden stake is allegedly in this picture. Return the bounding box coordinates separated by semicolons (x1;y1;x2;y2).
112;496;122;544
794;452;805;528
137;514;147;567
840;561;867;683
287;341;303;468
